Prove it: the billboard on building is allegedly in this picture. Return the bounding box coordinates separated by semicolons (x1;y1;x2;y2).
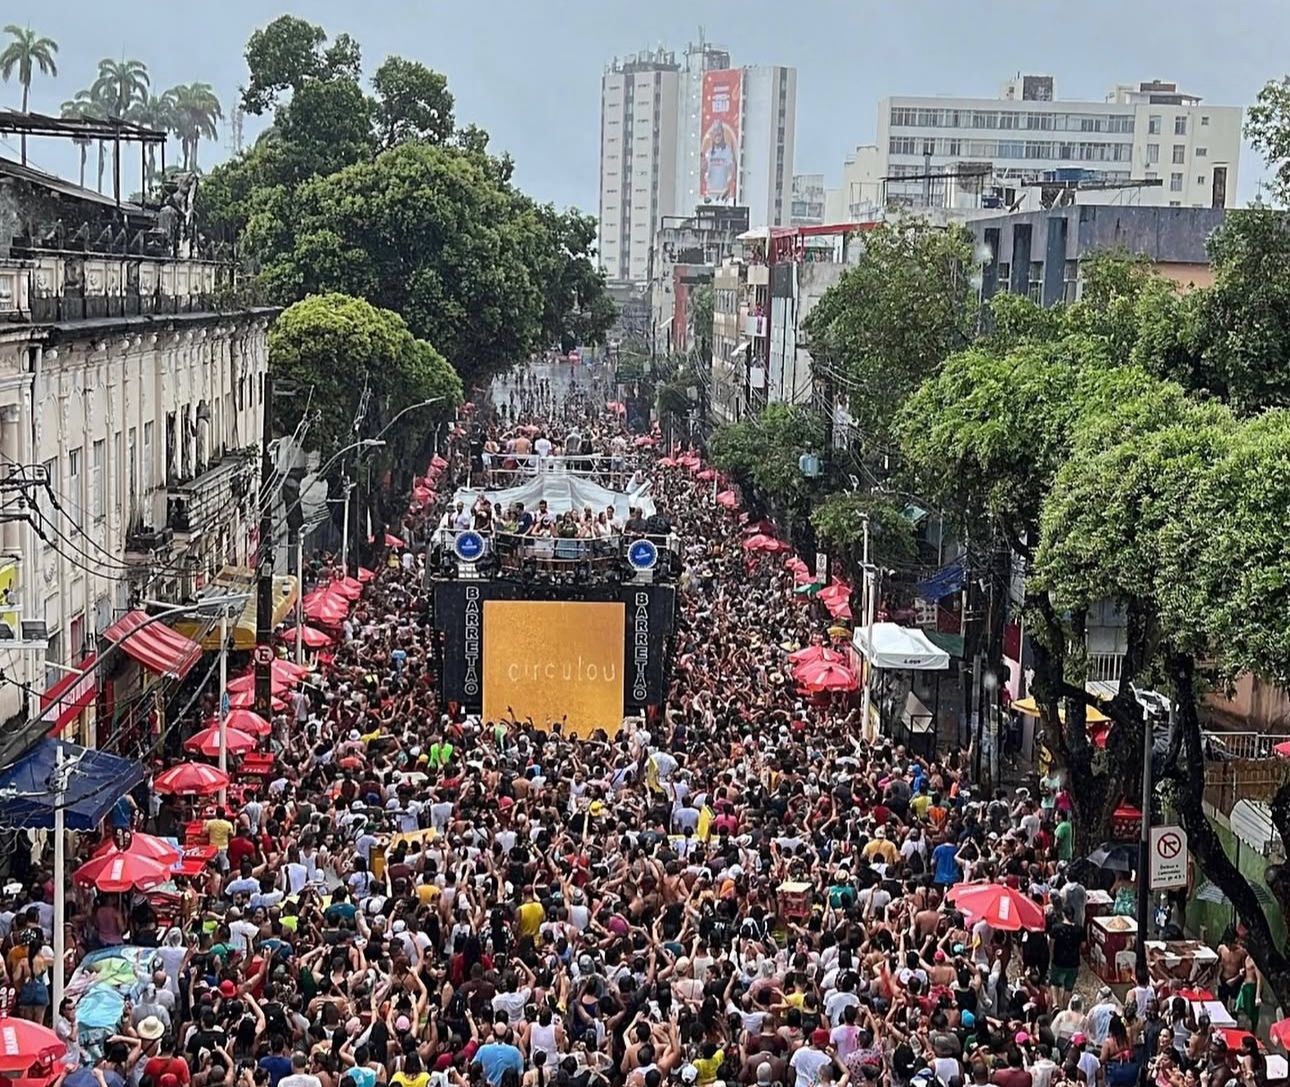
700;69;742;202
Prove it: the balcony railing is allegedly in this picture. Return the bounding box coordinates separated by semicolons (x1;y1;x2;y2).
431;529;679;584
1202;730;1290;762
29;291;223;323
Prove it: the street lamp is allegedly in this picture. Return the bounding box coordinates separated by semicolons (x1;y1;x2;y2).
373;396;447;443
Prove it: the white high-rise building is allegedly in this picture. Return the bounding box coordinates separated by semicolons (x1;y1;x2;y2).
599;37;797;283
598;49;681;284
872;76;1241;212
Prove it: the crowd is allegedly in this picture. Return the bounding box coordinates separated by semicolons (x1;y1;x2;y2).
0;386;1270;1087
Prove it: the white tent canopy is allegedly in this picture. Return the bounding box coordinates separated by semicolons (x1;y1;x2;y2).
452;474;655;520
852;622;951;671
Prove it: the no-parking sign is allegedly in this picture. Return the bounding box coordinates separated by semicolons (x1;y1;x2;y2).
1149;824;1188;889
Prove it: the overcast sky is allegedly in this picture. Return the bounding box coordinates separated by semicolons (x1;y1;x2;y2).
3;0;1286;209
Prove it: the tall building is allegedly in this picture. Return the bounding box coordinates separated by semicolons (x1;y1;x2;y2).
791;174;828;225
599;36;797;283
597;49;681;283
871;76;1241;213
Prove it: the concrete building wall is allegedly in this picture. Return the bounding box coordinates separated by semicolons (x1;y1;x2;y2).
737;66;796;229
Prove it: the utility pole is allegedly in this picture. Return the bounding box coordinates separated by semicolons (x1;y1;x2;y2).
254;371;274;717
217;607;229;805
859;516;877;741
51;744;69;1014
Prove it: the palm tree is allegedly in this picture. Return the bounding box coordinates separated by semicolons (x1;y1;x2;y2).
60;93;95;187
92;58;149;194
166;82;222;170
0;25;59;165
127;92;174;182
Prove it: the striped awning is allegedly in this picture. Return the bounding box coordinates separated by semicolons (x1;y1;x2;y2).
102;610;203;678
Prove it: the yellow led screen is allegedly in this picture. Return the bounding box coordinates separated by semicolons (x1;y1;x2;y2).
482;601;625;739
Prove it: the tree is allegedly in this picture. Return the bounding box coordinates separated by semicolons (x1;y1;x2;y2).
268;292;461;457
245;141;549;388
1246;76;1290;205
372;56;454;148
240;15;328;114
689;282;714;356
805;220;975;446
165;82;222;170
127;92;175;181
60;93;96;187
92;57;149;117
811;491;917;578
271;75;375;184
0;25;58;165
710;404;824;527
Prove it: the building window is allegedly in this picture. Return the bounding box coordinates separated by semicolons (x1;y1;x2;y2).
1201;115;1209;126
44;596;62;682
68;446;82;521
1172;145;1186;164
1196;146;1207;157
1175;116;1187;135
1170;172;1184;192
91;439;105;521
142;421;154;496
1064;259;1080;303
1170;200;1181;206
1148;115;1161;135
1145;171;1158;180
1197;175;1207;185
69;612;84;664
1028;261;1044;302
1146;143;1159;164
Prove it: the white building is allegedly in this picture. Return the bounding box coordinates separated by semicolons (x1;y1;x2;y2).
597;49;681;283
838;145;884;221
873;76;1241;213
600;37;797;282
0;159;274;747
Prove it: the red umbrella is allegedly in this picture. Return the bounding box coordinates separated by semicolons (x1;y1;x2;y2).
225;672;292;696
329;576;363;600
696;468;716;481
0;1013;69;1071
785;556;809;575
431;455;448;470
634;435;657;447
788;645;846;667
153;762;229;797
92;833;180;867
304;591;349;624
183;725;257;757
826;598;854;621
226;690;287;712
947;882;1046;931
795;661;858;692
209;709;271;737
657;457;677;467
280;624;333;649
715;490;739;510
1275;742;1290;759
743;534;788;553
268;658;309;681
356;567;376;583
383;532;404;548
73;849;170;893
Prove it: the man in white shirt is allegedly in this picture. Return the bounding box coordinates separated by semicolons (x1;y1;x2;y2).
790;1030;833;1087
278;1052;323;1087
226;908;259;957
534;434;553;459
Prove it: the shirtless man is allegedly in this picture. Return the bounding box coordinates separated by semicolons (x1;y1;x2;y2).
1217;934;1248;1010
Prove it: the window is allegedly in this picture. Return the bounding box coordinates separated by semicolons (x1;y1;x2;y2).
113;431;122;516
44;595;62;683
1145;171;1158;180
1169;200;1181;206
1175;116;1187;135
68;446;82;521
1170;172;1184;192
1198;175;1207;185
1146;143;1159;164
1201;115;1210;126
996;263;1010;291
127;428;137;503
1063;260;1080;303
69;612;84;664
142;421;154;496
1172;145;1186;164
91;439;105;521
1196;147;1207;157
1148;115;1162;135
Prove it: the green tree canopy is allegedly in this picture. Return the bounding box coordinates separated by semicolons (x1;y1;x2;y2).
372;56;454;148
804;220;975;444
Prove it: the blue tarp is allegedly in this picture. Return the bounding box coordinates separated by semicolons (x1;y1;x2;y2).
0;739;145;830
915;555;966;602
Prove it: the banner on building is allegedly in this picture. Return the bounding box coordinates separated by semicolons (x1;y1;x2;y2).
700;69;742;201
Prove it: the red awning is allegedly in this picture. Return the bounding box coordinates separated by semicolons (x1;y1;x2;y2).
37;653;98;735
102;611;203;678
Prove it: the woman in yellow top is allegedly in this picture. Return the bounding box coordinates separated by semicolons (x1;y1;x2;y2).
390;1052;429;1087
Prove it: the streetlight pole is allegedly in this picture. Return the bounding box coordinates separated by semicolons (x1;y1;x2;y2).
1136;700;1156;973
295;535;304;665
52;743;67;1014
340;471;351;574
218;607;229;805
859;515;877;741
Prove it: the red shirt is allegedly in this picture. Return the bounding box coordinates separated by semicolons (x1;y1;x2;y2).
144;1057;190;1085
227;836;256;870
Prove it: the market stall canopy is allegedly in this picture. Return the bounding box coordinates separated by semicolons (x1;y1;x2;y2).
102;611;203;678
0;738;145;830
452;473;655;519
1012;696;1110;724
175;567;300;651
852;622;951;670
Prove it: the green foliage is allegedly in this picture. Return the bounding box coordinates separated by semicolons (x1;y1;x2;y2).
811;491;917;573
372;56;454;148
0;25;58;108
246;141;546;389
164;82;222;170
92;57;149;117
240;15;328;114
271;75;375;184
804;220;975;442
1246;76;1290;206
710;404;823;516
689;283;714;353
268;293;461;459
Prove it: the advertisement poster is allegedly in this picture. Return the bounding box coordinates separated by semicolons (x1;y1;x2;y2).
700;69;742;201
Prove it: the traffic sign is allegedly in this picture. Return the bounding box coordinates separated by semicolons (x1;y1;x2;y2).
454;531;485;562
627;539;658;571
253;645;274;666
1149;824;1188;889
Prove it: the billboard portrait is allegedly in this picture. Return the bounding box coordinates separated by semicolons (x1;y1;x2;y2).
482;601;625;738
700;69;742;201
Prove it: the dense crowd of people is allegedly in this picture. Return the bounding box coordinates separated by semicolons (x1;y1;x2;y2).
2;374;1270;1087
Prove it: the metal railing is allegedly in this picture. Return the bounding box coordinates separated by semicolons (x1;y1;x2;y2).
1201;730;1290;761
432;528;678;581
478;451;650;492
1088;652;1125;683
